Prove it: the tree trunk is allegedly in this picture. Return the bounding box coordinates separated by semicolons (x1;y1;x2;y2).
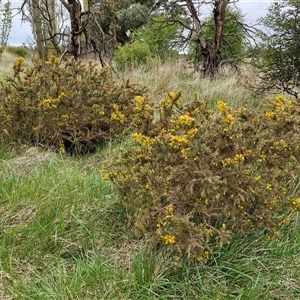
29;0;47;60
61;0;83;60
185;0;229;77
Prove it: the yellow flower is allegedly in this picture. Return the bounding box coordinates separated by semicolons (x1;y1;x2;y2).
217;101;228;115
16;56;25;65
161;235;175;245
166;204;174;214
265;111;275;119
111;104;126;123
292;199;300;210
222;157;233;167
266;184;272;191
225;114;234;124
132;132;144;143
135;95;145;111
165;91;181;105
178;115;195;126
180;147;191;159
59;144;66;154
13;57;25;74
274;139;288;149
45;56;60;65
234;154;245;166
169;135;189;149
187;128;198;138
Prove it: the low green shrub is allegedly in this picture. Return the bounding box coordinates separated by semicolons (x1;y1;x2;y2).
0;57;147;154
6;45;28;57
103;92;300;262
114;41;152;70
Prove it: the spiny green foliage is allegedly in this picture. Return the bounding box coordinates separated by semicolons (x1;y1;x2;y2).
104;91;300;261
0;57;147;154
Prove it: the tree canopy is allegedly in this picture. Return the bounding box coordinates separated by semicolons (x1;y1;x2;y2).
20;0;254;77
202;6;246;61
253;0;300;97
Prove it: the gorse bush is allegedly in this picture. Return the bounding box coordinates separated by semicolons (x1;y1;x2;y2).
0;57;147;153
103;92;300;262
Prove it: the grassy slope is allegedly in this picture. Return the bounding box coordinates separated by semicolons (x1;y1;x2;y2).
0;56;299;299
0;148;299;300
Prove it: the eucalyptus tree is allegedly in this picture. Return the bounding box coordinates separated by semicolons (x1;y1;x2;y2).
182;0;250;76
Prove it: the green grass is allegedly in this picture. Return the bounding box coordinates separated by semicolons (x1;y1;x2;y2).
0;146;299;299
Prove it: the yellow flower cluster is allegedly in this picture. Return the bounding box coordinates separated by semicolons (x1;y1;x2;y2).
178;114;195;126
274;94;292;111
217;101;229;115
266;184;273;191
169;135;189;149
225;114;235;124
273;139;288;150
45;56;60;65
193;250;211;262
234;153;245;166
265;111;275;119
265;95;293;121
111;104;126;124
16;56;25;66
291;199;300;211
167;204;174;214
13;57;25;74
222;157;233;167
39;92;66;109
135;95;145;111
222;153;245;167
59;144;66;154
132;132;154;146
187;128;198;138
160;91;181;108
92;104;105;116
161;234;175;245
180;147;191;159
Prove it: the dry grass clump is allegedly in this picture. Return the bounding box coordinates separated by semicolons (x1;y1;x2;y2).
117;59;259;108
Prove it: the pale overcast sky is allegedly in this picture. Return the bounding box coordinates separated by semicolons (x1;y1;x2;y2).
7;0;271;46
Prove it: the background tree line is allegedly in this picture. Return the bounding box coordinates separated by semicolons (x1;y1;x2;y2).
1;0;299;97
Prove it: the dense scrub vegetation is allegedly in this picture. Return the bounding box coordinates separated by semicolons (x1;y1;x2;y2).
103;91;300;260
0;56;146;154
0;56;299;259
0;0;300;298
